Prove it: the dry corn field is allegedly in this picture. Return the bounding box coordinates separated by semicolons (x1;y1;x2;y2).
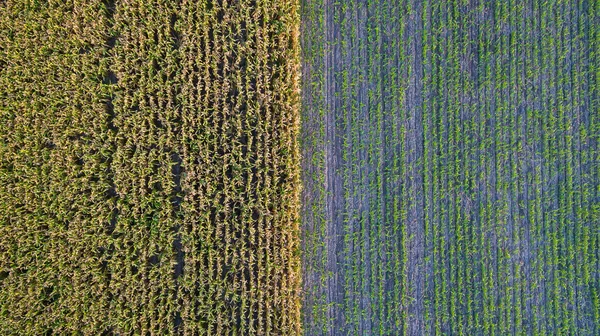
0;0;598;335
1;0;301;334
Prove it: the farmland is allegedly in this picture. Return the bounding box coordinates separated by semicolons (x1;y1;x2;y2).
0;0;598;335
300;0;600;335
0;0;301;334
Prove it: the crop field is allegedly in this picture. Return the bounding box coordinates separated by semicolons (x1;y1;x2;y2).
301;0;600;335
0;0;598;335
0;0;301;334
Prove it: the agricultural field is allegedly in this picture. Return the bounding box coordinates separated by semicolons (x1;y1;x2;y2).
0;0;301;334
300;0;600;335
0;0;599;335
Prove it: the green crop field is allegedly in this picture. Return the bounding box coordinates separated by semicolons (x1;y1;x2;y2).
300;0;600;335
0;0;598;335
